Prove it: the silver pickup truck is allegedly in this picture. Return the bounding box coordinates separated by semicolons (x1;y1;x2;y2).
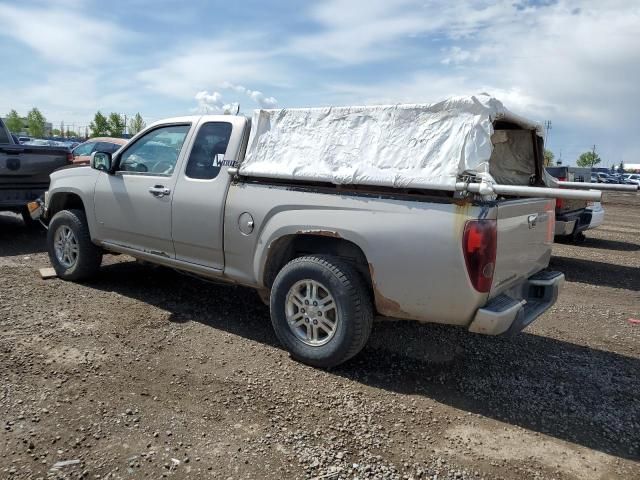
36;112;571;367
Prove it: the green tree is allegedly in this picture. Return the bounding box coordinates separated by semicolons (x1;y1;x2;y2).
52;128;61;136
619;161;624;173
5;110;23;133
67;130;77;137
128;112;146;135
543;149;554;166
107;113;125;136
89;111;109;137
26;108;46;138
576;151;601;168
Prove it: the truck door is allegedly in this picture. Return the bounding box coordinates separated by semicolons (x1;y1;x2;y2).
171;116;247;270
93;123;192;258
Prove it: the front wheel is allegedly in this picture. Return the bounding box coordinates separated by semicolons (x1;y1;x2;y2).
270;255;373;368
47;209;103;281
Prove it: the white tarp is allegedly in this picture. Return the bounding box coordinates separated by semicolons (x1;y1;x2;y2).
241;94;542;189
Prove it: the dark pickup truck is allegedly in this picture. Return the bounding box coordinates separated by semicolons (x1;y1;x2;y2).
546;166;593;242
0;118;71;224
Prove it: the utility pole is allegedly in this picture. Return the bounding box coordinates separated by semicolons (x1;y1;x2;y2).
124;114;127;136
544;120;552;145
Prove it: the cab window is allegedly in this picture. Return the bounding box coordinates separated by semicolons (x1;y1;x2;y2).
118;125;190;175
185;122;233;180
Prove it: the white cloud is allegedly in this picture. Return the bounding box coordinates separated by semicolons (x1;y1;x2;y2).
192;91;238;114
289;0;425;63
0;3;130;67
441;47;476;65
221;83;278;108
289;0;512;64
137;39;284;98
439;1;640;127
192;83;279;114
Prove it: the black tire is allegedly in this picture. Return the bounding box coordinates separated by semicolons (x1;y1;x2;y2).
270;255;373;368
571;231;586;244
47;209;102;281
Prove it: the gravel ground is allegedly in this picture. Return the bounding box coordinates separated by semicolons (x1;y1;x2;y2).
1;193;638;480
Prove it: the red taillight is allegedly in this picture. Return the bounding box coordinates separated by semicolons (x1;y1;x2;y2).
463;219;497;293
67;152;73;164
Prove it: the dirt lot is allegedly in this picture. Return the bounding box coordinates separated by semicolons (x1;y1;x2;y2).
1;194;638;480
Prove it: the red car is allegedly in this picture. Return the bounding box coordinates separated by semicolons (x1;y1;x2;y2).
71;137;128;165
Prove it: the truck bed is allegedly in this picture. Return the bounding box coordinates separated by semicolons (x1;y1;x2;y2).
224;179;554;327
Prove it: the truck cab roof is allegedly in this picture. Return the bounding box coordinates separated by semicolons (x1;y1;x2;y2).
146;115;248;129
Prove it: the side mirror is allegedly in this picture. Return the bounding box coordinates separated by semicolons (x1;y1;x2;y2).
91;151;112;172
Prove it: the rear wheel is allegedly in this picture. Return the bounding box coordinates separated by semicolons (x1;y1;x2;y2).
571;231;586;244
47;209;102;281
270;255;373;368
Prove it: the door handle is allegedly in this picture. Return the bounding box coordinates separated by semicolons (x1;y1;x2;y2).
148;185;171;197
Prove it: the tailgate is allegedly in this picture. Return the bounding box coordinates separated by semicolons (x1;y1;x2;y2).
491;198;555;296
558;198;587;214
0;146;69;186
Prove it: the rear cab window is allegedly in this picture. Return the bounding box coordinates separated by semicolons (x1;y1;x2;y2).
185;122;233;180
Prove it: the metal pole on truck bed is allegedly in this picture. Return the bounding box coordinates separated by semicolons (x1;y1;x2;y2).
556;181;638;192
458;182;602;201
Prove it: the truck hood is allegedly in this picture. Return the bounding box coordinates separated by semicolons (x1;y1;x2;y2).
50;165;99;187
51;165;96;180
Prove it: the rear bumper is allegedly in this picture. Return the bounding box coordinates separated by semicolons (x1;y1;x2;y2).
554;210;591;237
0;187;47;210
554;219;576;236
468;270;564;336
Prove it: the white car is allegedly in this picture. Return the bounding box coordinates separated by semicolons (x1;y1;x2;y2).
623;174;640;185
